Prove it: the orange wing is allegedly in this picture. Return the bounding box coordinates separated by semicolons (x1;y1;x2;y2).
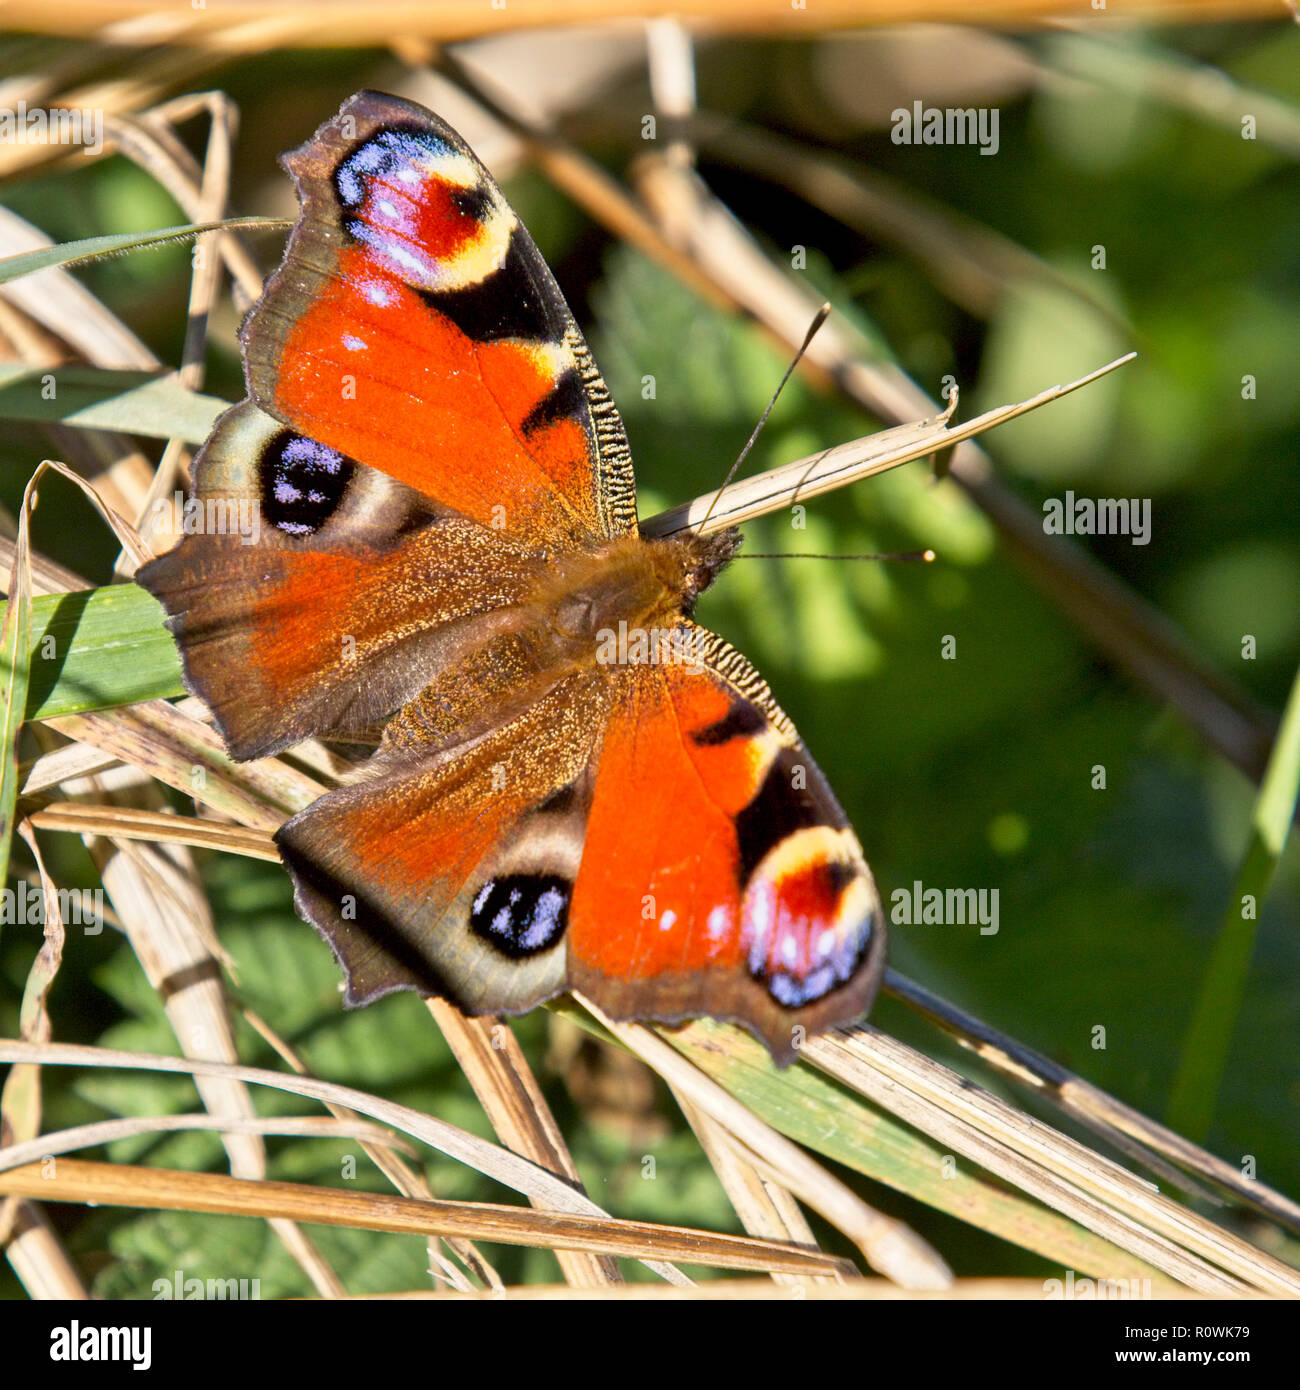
242;90;637;548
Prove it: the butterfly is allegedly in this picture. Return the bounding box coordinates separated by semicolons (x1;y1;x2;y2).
137;90;886;1064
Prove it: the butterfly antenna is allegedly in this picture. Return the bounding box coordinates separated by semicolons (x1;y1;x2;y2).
737;549;936;563
696;302;832;533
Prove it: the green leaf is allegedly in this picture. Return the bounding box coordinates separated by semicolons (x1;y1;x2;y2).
0;366;227;444
0;218;283;284
0;585;182;721
1167;662;1300;1140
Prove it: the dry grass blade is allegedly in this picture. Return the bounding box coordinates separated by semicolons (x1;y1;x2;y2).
3;1202;88;1299
345;1276;1250;1301
44;702;317;828
805;1028;1300;1298
0;821;81;1292
886;970;1300;1235
25;802;280;861
427;1002;622;1288
642;358;1133;537
0;1039;691;1282
21;742;126;796
0;0;1280;50
0;1159;849;1278
19;460;149;567
0;1113;415;1172
0;824;67;1231
577;994;951;1288
0;551;31;894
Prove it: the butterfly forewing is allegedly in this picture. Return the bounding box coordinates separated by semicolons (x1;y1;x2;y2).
568;627;885;1062
242;90;638;546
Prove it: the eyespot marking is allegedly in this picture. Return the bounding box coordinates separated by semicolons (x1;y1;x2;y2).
742;828;876;1009
260;431;355;537
469;873;569;958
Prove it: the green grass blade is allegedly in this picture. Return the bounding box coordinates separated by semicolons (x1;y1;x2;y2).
0;366;227;444
0;522;33;901
0;585;182;721
1167;662;1300;1140
0;218;283;283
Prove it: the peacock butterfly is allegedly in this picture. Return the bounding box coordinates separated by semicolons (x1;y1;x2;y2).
137;91;886;1064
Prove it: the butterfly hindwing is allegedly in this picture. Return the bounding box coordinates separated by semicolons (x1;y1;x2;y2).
242;89;637;546
275;668;610;1013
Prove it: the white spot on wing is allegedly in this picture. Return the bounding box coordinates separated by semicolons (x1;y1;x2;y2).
706;905;730;947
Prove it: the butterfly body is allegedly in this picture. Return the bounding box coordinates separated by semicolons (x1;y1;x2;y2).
374;525;736;756
139;91;886;1063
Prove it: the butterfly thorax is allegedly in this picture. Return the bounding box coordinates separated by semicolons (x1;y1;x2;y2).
535;526;741;635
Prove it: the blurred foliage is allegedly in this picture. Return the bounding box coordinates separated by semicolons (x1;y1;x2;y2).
2;19;1299;1295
